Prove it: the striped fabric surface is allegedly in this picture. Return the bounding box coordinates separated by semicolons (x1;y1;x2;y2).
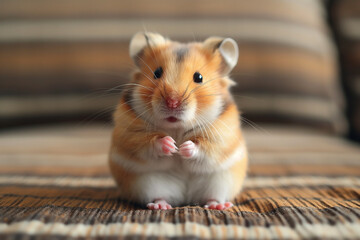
330;0;360;140
0;0;347;134
0;124;359;239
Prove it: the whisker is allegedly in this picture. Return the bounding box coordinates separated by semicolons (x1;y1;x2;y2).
113;104;141;121
143;30;161;68
188;116;197;139
196;112;218;143
196;115;212;140
109;83;153;92
241;116;270;135
196;108;225;144
181;80;192;99
120;107;152;132
116;98;144;108
183;76;221;102
77;105;116;127
138;71;157;86
136;56;155;75
196;93;223;98
194;117;207;139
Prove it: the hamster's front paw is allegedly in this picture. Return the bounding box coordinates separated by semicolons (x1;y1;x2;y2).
179;140;198;159
155;136;178;156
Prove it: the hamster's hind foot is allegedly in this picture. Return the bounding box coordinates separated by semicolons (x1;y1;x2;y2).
147;199;172;210
204;200;233;210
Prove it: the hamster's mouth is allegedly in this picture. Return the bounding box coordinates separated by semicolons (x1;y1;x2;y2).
165;116;179;123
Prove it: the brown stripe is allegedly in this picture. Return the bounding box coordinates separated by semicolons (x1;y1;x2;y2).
0;74;128;95
0;234;192;240
0;41;335;79
334;0;360;19
0;42;131;75
1;186;358;211
234;43;336;82
0;232;148;240
342;43;360;70
0;166;110;176
0;235;213;240
234;75;336;99
0;0;324;27
0;204;358;226
0;95;117;119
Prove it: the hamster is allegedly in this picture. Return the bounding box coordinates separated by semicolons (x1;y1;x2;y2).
108;32;248;210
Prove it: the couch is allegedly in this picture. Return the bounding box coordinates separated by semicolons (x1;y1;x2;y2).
0;124;359;239
0;0;359;239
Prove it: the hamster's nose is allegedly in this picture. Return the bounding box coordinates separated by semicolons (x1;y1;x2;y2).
166;97;181;109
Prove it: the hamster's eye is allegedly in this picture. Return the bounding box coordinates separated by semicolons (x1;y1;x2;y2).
154;67;163;79
193;72;203;83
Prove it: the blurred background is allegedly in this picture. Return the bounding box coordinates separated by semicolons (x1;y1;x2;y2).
0;0;359;141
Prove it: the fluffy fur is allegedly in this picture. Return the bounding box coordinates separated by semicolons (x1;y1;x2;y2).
109;32;248;210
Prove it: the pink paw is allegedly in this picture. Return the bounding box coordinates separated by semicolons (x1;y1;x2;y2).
204;200;233;210
147;199;172;210
179;140;198;159
155;136;177;156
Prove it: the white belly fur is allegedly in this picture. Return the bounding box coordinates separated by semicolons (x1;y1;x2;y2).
110;144;245;206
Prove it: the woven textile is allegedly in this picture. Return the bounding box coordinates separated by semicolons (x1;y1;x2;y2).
0;0;347;134
0;125;359;239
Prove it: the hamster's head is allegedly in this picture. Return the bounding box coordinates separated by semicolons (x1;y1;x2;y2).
127;32;238;130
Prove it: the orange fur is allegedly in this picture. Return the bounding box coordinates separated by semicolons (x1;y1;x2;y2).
109;33;248;207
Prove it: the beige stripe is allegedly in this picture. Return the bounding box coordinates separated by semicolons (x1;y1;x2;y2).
0;124;111;137
0;94;118;117
250;152;360;165
235;94;339;121
0;154;108;166
235;94;347;134
0;176;114;187
0;219;359;239
0;19;333;54
340;18;360;40
0;152;359;166
0;176;358;188
246;136;357;154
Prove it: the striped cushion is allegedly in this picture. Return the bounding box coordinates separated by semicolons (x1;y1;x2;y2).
0;0;346;134
0;124;359;239
330;0;360;140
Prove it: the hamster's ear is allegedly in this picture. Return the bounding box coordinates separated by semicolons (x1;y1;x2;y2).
203;37;239;74
129;32;167;65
